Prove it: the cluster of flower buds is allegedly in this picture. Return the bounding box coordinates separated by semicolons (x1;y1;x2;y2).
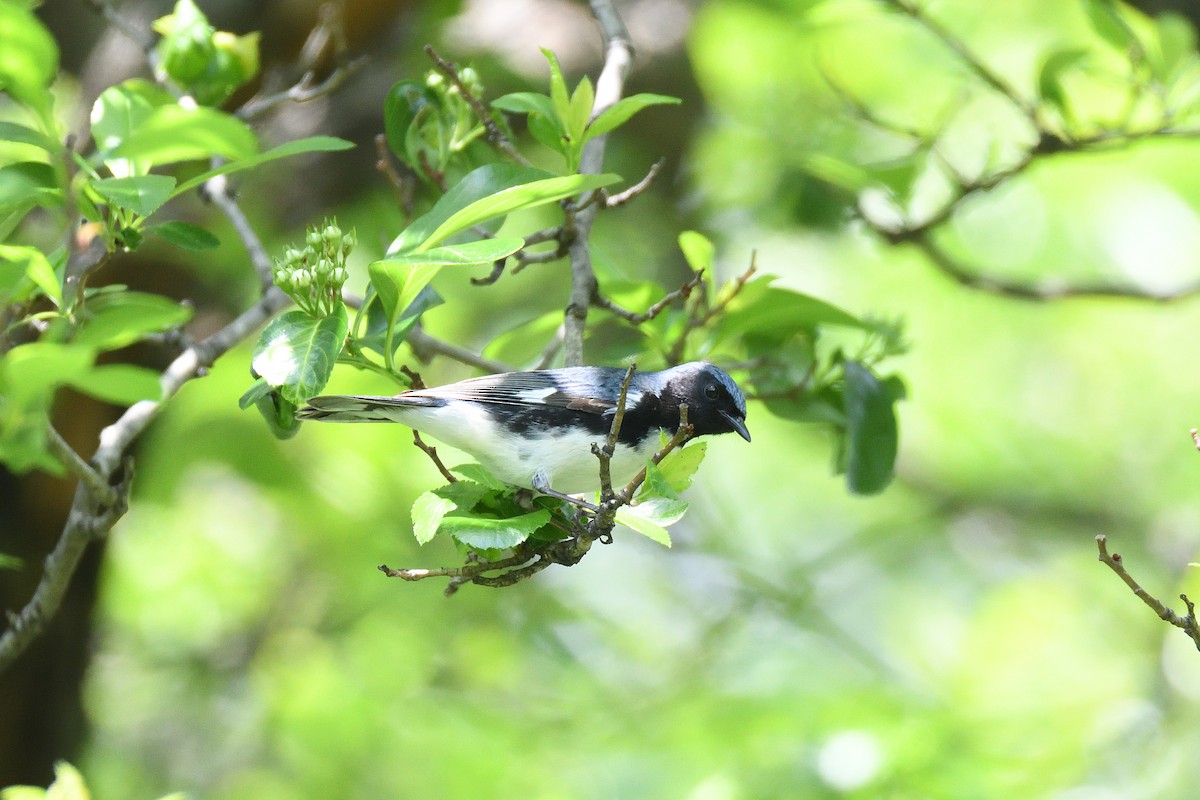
426;66;482;100
272;220;355;317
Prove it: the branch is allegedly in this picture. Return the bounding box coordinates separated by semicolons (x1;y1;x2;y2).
901;231;1200;303
1096;535;1200;652
85;0;155;53
45;426;116;509
203;175;274;290
0;285;291;674
406;326;510;374
563;0;635;367
605;158;664;208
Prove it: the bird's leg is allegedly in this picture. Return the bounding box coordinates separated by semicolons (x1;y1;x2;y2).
531;470;599;513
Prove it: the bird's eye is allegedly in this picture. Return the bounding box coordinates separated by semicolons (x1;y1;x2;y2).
703;384;719;400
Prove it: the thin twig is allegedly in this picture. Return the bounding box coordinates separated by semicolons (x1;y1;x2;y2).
514;247;568;267
667;255;757;363
374;134;416;217
1096;535;1200;652
412;431;457;484
605;158;665;208
592;365;637;502
593;270;704;324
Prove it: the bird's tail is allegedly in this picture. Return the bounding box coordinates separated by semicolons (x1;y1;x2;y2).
296;394;439;422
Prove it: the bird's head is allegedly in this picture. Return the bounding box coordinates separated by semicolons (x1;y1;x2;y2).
660;362;750;442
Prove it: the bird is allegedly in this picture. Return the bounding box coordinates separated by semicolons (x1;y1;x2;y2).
296;362;750;494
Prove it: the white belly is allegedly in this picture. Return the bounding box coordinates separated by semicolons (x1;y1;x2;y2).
389;404;661;493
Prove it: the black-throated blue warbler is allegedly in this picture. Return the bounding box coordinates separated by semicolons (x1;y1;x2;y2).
297;362;750;493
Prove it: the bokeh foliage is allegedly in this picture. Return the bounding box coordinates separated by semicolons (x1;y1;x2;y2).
7;0;1200;798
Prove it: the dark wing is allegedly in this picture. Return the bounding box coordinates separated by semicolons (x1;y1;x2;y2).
408;368;625;416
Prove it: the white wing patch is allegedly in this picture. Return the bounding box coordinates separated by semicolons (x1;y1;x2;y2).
516;387;557;403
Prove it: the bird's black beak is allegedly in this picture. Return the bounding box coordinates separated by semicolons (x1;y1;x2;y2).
721;410;751;442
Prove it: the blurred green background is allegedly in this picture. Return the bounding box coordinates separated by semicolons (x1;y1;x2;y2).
10;0;1200;797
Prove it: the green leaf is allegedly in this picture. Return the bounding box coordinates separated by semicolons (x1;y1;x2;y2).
90;174;177;217
586;93;681;140
148;220;220;251
567;75;595;143
527;112;567;155
615;505;672;546
90;80;176;178
656;441;707;493
797;153;873;194
358;285;443;359
412;490;458;545
383;238;525;267
387;163;556;255
842;361;898;495
251;387;301;440
441;509;551;550
172;135;353;197
0;1;58;111
367;262;441;359
0;121;54;152
718;285;864;342
384;81;432;160
868;153;926;203
450;463;509;491
0;244;62;307
678;231;714;273
1147;12;1197;83
369;239;523;359
616;462;690;546
106;105;257;167
1083;0;1144;55
542;48;571;125
0;162;61;214
491;92;558;119
1037;49;1089;114
251;306;349;405
238;377;272;410
68;364;163;405
0;343;95;405
74;291;193;350
417;173;621;252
